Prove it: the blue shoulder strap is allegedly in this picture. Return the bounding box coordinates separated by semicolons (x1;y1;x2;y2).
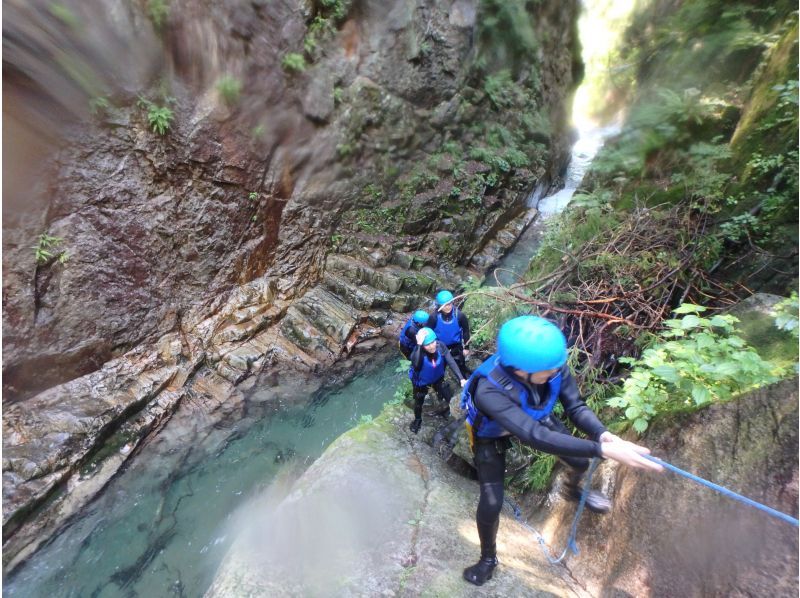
460;354;498;409
483;367;562;422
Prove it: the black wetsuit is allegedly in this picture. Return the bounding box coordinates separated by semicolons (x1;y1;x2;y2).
426;310;472;376
409;341;465;423
470;364;606;562
399;321;424;359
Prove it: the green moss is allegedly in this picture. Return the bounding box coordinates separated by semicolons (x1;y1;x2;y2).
731;22;799;162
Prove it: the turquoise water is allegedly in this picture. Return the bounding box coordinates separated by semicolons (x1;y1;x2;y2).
4;356;406;598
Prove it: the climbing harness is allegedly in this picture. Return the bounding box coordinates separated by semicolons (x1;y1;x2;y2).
642;454;799;527
504;457;600;565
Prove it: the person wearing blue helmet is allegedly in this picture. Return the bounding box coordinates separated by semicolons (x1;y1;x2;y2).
407;327;467;434
461;316;662;586
398;309;432;359
426;290;472;376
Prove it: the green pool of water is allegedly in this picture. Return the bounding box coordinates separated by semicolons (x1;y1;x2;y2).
4;356;406;598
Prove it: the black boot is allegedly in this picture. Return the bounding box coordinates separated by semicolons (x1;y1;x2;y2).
409;418;422;434
564;471;611;514
463;557;498;586
464;517;499;585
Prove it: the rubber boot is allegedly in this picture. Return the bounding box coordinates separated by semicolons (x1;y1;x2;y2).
464;518;498;585
564;470;611;514
463;557;497;586
409;418;422;434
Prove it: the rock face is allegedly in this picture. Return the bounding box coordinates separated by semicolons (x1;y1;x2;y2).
206;378;798;597
2;0;582;568
205;404;590;597
534;378;799;597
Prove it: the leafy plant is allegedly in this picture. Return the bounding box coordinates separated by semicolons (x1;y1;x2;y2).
33;233;67;265
282;53;307;72
772;292;799;338
607;303;781;432
216;75;242;105
358;414;373;425
147;0;169;28
137;96;173;135
248;192;259;201
88;95;110;116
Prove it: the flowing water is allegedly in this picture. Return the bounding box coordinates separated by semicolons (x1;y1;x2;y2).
4;122;618;598
489;122;620;287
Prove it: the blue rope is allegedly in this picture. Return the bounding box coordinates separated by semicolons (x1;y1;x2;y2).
643;454;799;527
504;457;599;565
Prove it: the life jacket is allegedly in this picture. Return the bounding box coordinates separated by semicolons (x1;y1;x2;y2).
399;317;421;352
460;354;562;443
409;346;445;387
433;307;462;346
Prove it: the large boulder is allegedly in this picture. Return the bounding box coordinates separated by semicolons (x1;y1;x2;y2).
206;404;590;597
536;378;799;597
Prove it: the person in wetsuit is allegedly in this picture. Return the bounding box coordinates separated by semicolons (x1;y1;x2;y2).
398;309;431;359
427;290;471;376
461;316;663;586
408;327;467;434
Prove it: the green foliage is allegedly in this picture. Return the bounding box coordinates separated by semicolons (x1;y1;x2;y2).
351;204;407;234
147;0;169;28
33;233;68;265
216;75;242;105
358;414;373;425
282;53;307;72
137;96;173;135
389;359;413;407
248;192;258;201
475;0;538;75
333;86;344;105
772;292;799;338
251;124;266;140
483;70;520;110
319;0;347;20
364;183;383;201
146;105;173;135
336;142;354;158
88;95;110;116
607;304;782;433
49;2;79;27
511;450;556;492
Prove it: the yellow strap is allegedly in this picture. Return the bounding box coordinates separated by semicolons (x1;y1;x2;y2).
465;421;475;453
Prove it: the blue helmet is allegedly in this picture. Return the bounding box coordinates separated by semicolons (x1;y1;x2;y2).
497;316;567;373
412;310;429;325
435;290;454;306
419;327;437;346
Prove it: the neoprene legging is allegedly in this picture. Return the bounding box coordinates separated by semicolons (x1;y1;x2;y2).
473;416;590;558
412;379;452;420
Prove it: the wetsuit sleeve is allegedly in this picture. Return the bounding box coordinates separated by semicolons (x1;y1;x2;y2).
426;313;438;329
403;325;418;343
474;378;603;458
558;368;607;440
409;345;424;372
439;342;464;380
458;311;471;345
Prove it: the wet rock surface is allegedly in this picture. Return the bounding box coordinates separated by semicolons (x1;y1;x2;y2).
529;378;799;597
206;404;589;598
